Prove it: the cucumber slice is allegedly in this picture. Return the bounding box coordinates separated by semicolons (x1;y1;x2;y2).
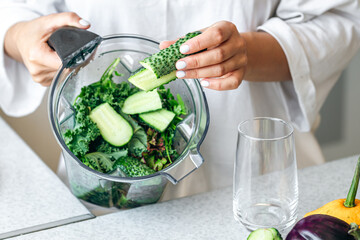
89;103;133;146
128;68;176;91
140;31;202;78
122;89;162;114
247;228;283;240
139;109;175;132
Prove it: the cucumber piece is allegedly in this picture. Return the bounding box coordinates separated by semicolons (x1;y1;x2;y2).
140;31;201;78
128;68;176;91
139;109;175;132
89;103;133;147
122;89;162;114
247;228;283;240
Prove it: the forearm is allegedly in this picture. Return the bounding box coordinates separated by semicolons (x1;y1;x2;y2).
4;22;23;63
242;31;291;82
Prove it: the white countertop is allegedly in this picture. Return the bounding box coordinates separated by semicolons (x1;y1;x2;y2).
0;117;93;239
8;152;358;240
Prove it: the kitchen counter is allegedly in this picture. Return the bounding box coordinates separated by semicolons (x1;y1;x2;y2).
0;117;93;239
8;149;359;240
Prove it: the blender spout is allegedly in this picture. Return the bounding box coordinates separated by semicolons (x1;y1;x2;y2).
160;148;204;185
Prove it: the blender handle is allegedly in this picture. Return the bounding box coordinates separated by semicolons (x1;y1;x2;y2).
160;148;204;185
47;27;102;68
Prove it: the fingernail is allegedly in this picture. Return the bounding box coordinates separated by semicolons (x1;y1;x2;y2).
200;80;210;87
176;61;187;70
79;19;90;26
176;71;186;78
180;44;190;54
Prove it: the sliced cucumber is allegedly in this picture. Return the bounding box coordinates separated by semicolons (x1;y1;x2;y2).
247;228;283;240
89;103;133;146
128;68;176;91
139;109;175;132
122;89;162;114
140;31;202;78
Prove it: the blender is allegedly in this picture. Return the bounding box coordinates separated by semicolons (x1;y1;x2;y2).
48;28;210;208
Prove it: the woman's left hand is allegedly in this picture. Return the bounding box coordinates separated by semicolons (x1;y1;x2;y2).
160;21;248;91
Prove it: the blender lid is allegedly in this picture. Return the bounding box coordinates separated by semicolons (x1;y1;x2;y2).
48;27;102;68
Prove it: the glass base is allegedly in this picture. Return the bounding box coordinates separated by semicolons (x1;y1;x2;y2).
233;201;297;232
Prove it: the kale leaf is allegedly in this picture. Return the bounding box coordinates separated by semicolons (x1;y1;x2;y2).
63;57;186;174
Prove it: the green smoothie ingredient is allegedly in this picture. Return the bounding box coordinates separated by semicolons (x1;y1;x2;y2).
63;58;187;175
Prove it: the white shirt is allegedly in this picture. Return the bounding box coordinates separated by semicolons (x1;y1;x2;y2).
1;0;360;200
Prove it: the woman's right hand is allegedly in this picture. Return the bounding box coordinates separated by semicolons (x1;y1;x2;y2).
4;12;90;86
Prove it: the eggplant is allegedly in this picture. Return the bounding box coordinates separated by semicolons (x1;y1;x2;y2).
286;214;360;240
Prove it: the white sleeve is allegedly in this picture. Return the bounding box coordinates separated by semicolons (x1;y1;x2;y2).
258;0;360;131
0;0;66;117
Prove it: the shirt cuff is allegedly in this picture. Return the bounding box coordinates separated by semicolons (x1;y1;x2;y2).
0;7;47;117
258;17;317;132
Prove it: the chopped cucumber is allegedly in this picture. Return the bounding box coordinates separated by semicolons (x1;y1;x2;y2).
139;109;175;132
122;89;162;114
140;31;201;78
89;103;133;147
128;68;176;91
247;228;283;240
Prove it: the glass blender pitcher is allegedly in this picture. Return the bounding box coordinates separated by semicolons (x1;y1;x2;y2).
48;28;210;209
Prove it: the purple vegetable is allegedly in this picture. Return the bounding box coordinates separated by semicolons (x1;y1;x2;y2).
286;214;360;240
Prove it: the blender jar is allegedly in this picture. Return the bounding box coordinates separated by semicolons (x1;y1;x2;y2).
48;33;210;209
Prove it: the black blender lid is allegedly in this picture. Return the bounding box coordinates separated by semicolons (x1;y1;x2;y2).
48;27;102;68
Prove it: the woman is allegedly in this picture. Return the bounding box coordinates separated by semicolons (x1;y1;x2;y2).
1;1;360;205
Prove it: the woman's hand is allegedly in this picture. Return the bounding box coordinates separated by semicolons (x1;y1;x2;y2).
160;21;291;90
160;21;247;91
4;12;90;86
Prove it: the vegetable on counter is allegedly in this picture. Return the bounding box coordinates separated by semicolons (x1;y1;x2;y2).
129;31;202;91
304;157;360;225
286;214;360;240
247;228;283;240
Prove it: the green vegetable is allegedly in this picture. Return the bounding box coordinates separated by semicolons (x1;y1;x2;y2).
128;68;176;91
122;89;162;114
140;31;202;78
89;102;133;147
63;120;100;158
247;228;283;240
139;109;176;132
70;181;140;208
63;57;187;174
83;152;115;173
121;114;148;157
113;156;156;177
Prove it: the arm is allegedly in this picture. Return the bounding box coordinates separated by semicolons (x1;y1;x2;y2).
0;0;87;116
241;31;291;82
4;12;90;86
162;1;360;131
160;21;291;90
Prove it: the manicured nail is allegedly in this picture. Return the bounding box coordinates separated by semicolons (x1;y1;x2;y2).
180;44;190;54
176;71;186;78
200;80;210;87
79;19;90;26
176;61;186;70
